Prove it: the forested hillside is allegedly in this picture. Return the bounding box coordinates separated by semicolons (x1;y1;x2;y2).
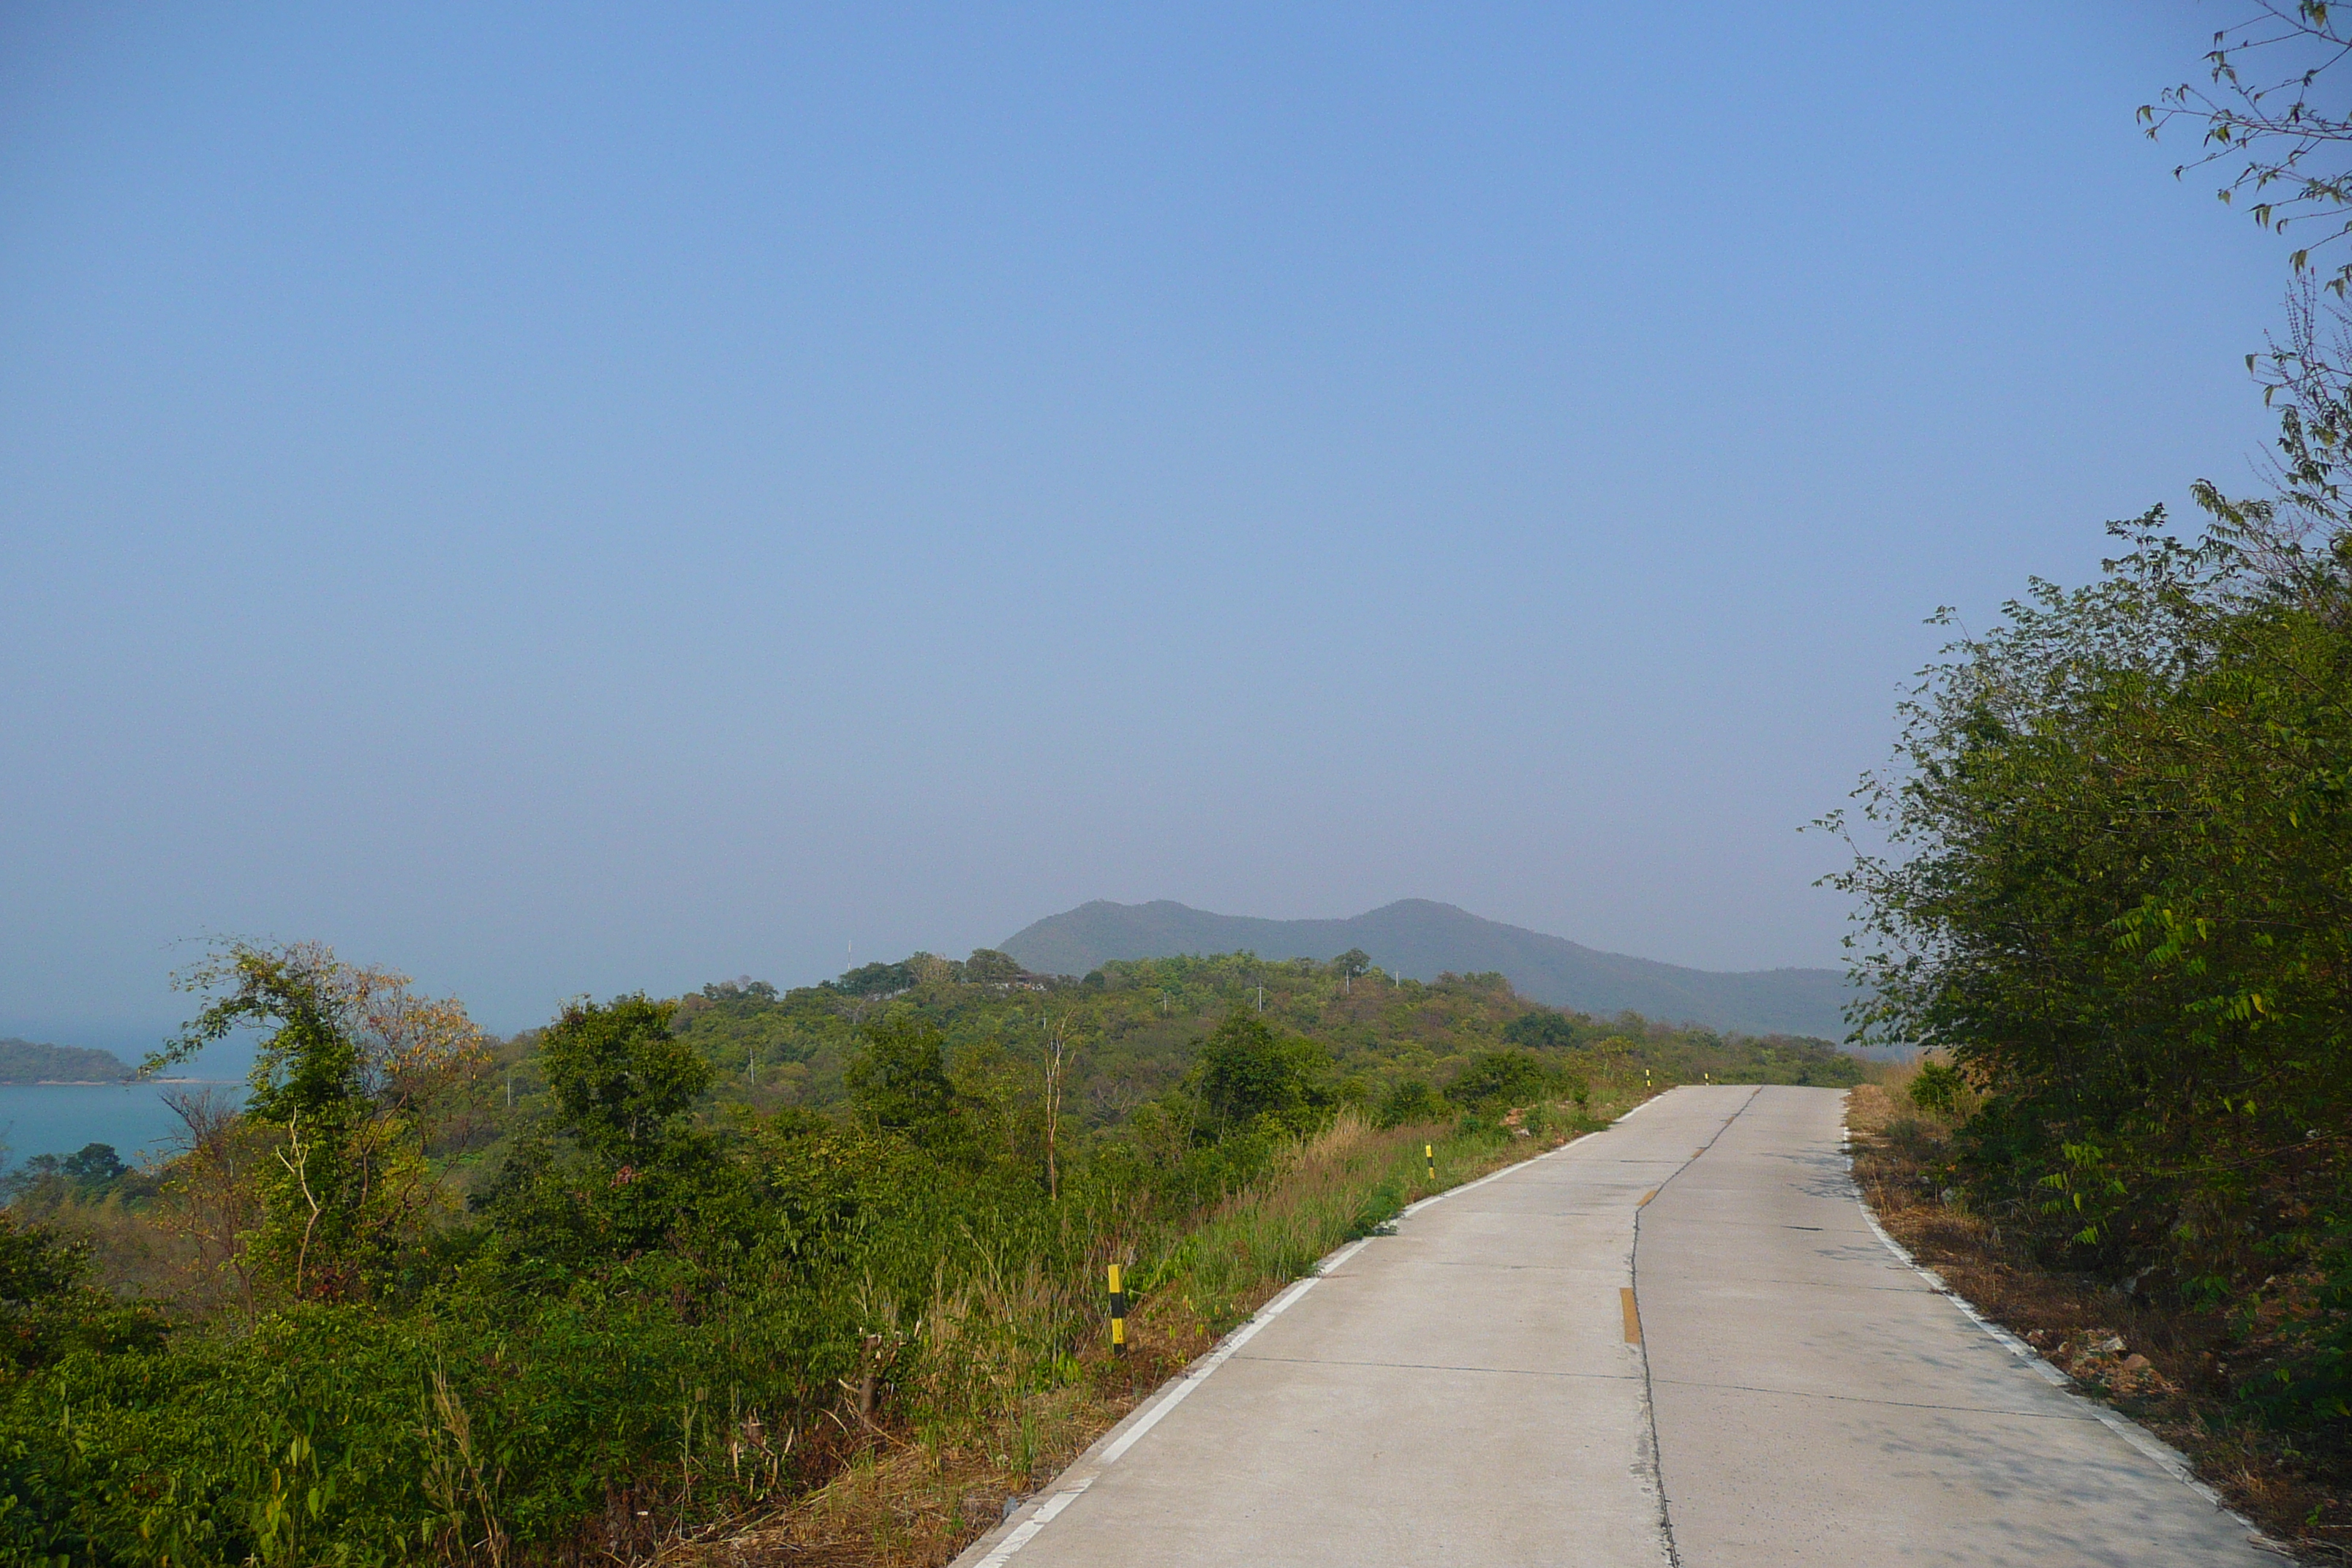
0;939;1855;1564
641;944;1859;1138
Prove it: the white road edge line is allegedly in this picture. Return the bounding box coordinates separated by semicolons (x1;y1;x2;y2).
960;1097;1665;1567
1839;1128;2288;1556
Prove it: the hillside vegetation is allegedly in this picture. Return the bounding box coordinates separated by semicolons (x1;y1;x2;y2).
0;939;1853;1564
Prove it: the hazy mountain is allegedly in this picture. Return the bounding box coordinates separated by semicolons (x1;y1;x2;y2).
0;1038;132;1084
1000;899;1858;1040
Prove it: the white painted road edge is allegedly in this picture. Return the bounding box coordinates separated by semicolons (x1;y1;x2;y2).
1837;1125;2286;1556
957;1097;1662;1567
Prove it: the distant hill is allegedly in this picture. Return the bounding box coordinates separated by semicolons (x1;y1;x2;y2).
1000;899;1859;1040
0;1038;132;1084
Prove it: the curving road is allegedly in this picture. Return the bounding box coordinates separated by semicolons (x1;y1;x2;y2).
955;1086;2277;1567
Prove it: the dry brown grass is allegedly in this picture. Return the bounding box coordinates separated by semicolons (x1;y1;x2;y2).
1847;1082;2349;1562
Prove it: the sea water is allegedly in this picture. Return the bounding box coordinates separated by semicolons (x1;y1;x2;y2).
0;1082;244;1168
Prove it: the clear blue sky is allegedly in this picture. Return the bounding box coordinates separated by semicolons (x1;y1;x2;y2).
0;2;2293;1045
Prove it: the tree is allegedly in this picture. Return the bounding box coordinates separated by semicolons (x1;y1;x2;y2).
155;940;486;1302
826;962;913;998
1376;1077;1445;1128
59;1143;128;1186
1039;1012;1085;1199
0;1210;163;1371
1503;1009;1582;1050
1449;1049;1554;1112
963;949;1023;985
844;1017;958;1139
1192;1012;1333;1137
1333;949;1371;992
1827;494;2352;1286
2143;4;2352;290
538;993;707;1164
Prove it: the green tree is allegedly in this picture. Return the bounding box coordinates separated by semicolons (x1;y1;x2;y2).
539;993;707;1163
1828;436;2352;1428
1503;1009;1581;1050
154;941;486;1303
0;1210;162;1371
962;949;1024;985
1376;1077;1445;1128
1192;1012;1333;1137
829;961;914;997
1908;1060;1970;1121
1449;1049;1554;1112
2143;4;2352;289
844;1017;959;1139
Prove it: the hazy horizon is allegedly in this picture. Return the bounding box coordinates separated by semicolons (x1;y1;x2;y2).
2;4;2293;1044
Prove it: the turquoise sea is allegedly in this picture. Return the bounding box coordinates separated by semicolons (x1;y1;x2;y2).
0;1082;244;1168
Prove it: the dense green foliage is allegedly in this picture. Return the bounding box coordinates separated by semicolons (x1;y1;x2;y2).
1834;390;2352;1439
0;941;1853;1563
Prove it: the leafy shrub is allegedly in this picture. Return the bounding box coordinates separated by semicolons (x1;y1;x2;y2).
1375;1077;1445;1128
1907;1060;1970;1120
1191;1013;1333;1137
1447;1049;1553;1111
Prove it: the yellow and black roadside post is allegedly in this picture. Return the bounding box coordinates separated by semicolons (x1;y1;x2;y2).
1646;1067;1653;1091
1424;1142;1434;1180
1107;1264;1127;1356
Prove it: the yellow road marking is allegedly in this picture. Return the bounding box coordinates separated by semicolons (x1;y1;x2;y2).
1621;1286;1642;1345
1637;1188;1657;1207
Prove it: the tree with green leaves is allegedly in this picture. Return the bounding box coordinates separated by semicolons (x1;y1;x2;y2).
1375;1076;1445;1128
539;992;708;1164
1191;1011;1333;1138
962;949;1024;985
1448;1049;1556;1112
1828;421;2352;1427
843;1017;960;1140
2144;3;2352;289
157;939;485;1302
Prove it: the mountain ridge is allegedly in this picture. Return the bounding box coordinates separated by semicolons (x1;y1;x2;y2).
1000;898;1857;1040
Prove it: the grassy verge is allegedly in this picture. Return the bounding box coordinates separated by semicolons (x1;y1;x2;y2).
1847;1074;2349;1563
675;1087;1642;1568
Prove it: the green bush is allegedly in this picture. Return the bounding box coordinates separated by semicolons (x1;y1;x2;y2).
1375;1077;1445;1128
1447;1049;1553;1111
1907;1060;1969;1120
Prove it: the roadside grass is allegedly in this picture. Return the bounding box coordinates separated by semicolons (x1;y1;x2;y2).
1847;1082;2350;1562
675;1086;1643;1568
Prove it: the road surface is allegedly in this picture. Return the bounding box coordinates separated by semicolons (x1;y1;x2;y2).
957;1085;2277;1567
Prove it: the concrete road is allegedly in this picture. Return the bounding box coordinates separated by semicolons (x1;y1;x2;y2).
957;1086;2276;1567
1641;1086;2274;1566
